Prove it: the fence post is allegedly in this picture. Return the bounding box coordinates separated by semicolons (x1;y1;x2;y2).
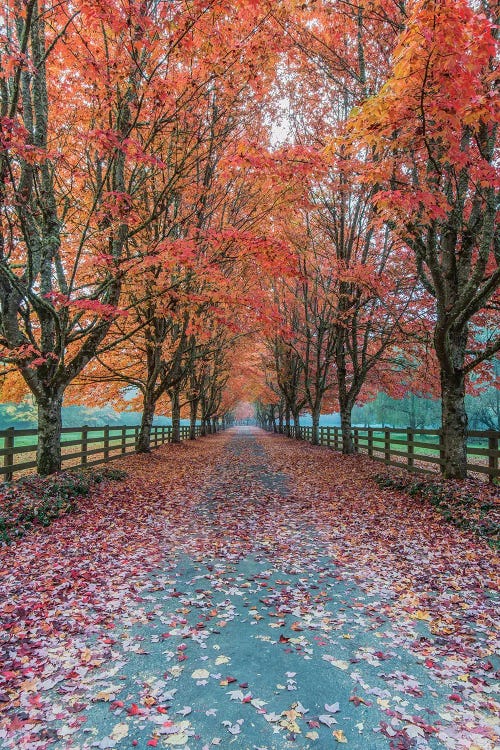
121;426;126;454
354;428;359;453
104;425;110;462
4;427;14;481
407;428;414;470
81;425;88;467
384;428;390;464
488;433;498;485
327;426;331;447
334;427;339;450
368;428;373;457
439;430;445;472
134;426;139;449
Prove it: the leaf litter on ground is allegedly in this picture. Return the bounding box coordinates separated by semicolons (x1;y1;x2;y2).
0;428;498;750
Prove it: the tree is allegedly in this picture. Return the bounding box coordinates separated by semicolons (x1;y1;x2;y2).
0;0;218;473
353;0;499;477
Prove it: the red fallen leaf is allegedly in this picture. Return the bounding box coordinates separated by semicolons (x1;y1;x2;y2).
226;676;237;683
374;651;392;660
449;694;462;702
7;717;27;731
424;659;436;668
242;695;253;703
279;635;289;643
127;703;141;715
349;695;371;707
1;672;17;680
147;739;158;747
239;682;248;688
110;701;124;709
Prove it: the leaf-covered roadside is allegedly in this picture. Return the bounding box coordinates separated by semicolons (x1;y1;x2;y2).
0;467;127;545
373;471;499;550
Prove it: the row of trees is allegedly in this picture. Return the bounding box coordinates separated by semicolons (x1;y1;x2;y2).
1;0;498;478
254;0;499;478
0;0;290;472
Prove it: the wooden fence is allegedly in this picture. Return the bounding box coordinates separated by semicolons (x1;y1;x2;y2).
283;425;499;482
0;424;202;481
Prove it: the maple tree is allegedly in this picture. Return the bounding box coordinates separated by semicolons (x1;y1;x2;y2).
258;1;422;450
0;0;238;473
352;0;499;477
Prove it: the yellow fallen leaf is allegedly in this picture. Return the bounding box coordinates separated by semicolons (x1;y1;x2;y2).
329;659;349;670
165;734;189;746
306;731;319;740
333;729;347;743
111;723;129;741
93;684;121;702
214;655;230;665
19;679;38;693
413;610;432;621
80;648;92;663
191;669;210;679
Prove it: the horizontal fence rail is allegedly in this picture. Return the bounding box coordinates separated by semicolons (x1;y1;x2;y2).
0;424;205;481
280;425;499;482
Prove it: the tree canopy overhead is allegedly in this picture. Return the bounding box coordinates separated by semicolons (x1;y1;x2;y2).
1;0;498;478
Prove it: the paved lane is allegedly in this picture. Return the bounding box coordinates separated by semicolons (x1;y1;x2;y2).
1;428;498;750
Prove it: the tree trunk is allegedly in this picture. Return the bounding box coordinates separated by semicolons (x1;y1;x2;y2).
435;323;469;479
137;395;156;453
311;408;320;445
37;391;63;475
285;405;291;436
189;399;199;440
171;389;181;443
211;417;217;433
340;403;354;454
292;409;301;439
440;368;468;479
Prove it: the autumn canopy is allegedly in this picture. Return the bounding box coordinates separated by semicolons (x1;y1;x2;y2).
0;0;498;478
